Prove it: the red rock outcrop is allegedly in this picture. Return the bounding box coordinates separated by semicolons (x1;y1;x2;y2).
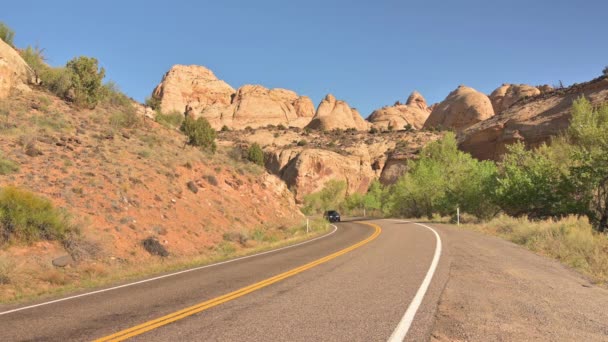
307;94;370;131
459;76;608;160
424;85;495;131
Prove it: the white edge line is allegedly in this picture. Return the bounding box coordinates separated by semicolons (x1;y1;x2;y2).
386;219;442;342
0;224;339;316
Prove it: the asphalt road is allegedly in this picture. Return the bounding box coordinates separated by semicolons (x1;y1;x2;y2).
0;219;447;342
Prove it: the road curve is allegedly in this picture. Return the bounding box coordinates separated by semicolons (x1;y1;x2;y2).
0;219;447;342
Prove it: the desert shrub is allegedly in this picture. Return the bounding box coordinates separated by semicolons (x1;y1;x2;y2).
65;56;106;109
603;66;608;76
0;154;19;175
297;139;307;147
21;46;47;83
181;116;217;153
221;125;230;132
155;111;184;129
145;96;161;110
100;81;132;108
110;106;141;129
0;22;14;47
247;143;264;166
217;241;236;256
40;67;74;99
203;174;218;186
0;186;75;245
369;126;379;134
277;124;287;130
223;231;248;245
404;123;413;131
142;237;168;257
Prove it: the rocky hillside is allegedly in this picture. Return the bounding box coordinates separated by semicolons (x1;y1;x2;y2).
459;76;608;160
218;127;440;202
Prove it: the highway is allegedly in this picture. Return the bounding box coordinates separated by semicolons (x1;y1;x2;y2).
0;219;447;341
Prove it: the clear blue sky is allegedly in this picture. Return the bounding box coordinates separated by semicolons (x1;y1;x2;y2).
3;0;607;117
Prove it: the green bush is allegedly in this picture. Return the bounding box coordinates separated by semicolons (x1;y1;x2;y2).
247;143;264;166
0;22;15;47
181;116;217;153
100;81;132;108
66;56;106;109
386;133;498;219
0;186;75;245
155;111;184;129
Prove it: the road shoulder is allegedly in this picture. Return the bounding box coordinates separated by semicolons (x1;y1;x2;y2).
430;224;608;341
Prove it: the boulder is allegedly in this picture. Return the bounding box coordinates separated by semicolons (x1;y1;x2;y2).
307;94;370;131
424;85;495;131
0;39;33;98
151;64;235;116
368;91;431;130
459;77;608;160
489;84;541;114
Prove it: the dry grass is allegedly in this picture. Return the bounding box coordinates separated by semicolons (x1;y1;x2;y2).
461;215;608;284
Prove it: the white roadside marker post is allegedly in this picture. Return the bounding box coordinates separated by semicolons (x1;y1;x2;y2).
457;207;460;226
306;218;309;234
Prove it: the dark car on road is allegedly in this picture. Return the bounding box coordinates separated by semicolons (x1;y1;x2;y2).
324;210;341;222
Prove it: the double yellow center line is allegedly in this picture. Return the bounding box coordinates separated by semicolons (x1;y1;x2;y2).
95;222;381;341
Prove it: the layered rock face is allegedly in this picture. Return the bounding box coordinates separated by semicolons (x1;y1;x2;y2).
0;39;33;98
151;65;235;116
202;85;315;129
367;91;431;130
307;94;370;131
424;85;495;131
459;76;608;160
267;148;376;203
489;84;541;114
151;65;315;129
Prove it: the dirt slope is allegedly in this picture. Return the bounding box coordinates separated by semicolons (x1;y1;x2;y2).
0;88;303;301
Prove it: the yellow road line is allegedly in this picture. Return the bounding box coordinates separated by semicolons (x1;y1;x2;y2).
94;222;381;342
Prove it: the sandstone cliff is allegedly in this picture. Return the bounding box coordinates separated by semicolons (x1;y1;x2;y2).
459;76;608;160
424;85;495;131
151;65;235;116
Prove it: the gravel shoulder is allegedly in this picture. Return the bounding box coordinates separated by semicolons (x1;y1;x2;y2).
430;223;608;341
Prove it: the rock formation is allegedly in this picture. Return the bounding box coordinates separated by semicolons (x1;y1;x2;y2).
267;148;375;202
151;65;315;130
459;76;608;160
201;85;315;129
367;91;431;130
0;39;33;98
306;94;370;131
424;85;495;131
151;65;235;116
489;84;541;114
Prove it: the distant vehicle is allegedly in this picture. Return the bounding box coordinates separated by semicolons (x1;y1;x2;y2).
324;210;341;222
